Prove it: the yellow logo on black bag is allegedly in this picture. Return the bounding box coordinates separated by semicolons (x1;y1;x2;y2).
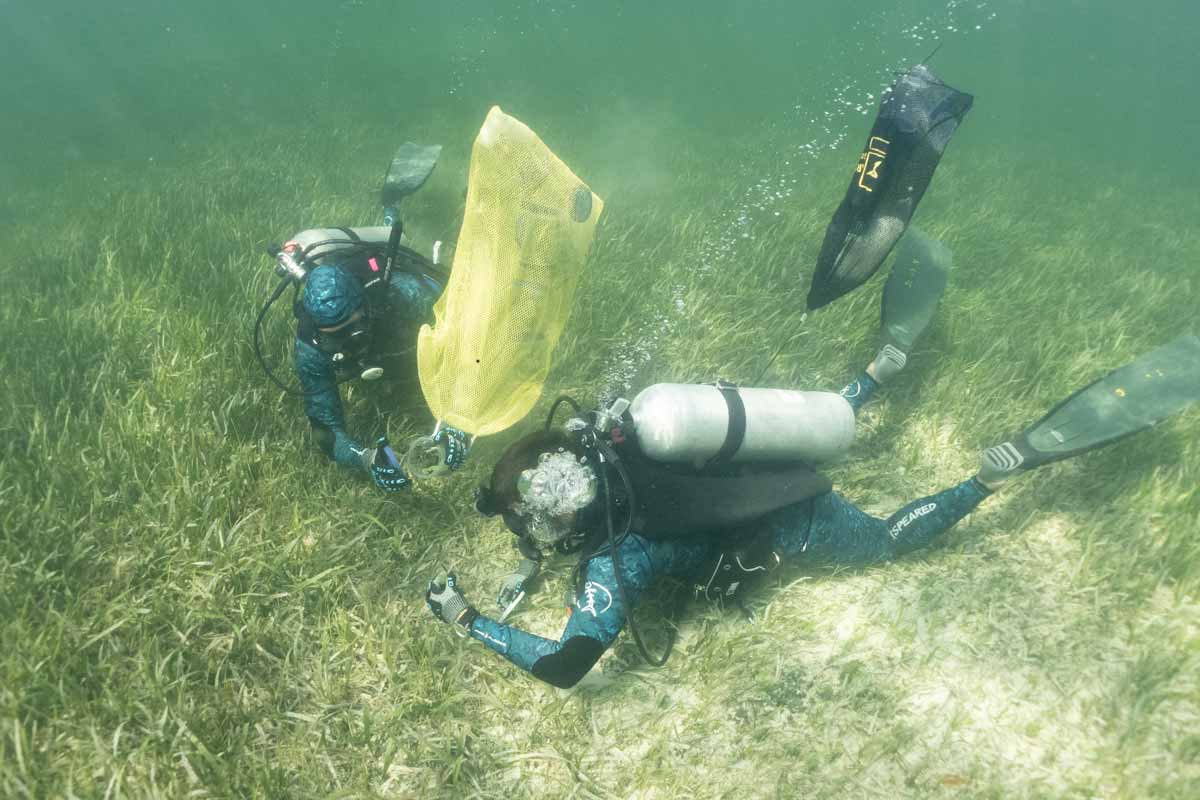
855;136;890;193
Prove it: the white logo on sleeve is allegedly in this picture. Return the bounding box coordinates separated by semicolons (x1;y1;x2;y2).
888;503;937;539
577;581;613;617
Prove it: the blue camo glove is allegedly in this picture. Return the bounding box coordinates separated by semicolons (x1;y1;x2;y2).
433;425;469;470
368;436;411;492
426;573;478;628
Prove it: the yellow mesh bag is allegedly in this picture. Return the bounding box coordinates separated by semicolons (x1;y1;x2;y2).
417;106;604;436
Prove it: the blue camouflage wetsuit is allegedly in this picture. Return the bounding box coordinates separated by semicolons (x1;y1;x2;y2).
465;371;992;688
295;271;442;471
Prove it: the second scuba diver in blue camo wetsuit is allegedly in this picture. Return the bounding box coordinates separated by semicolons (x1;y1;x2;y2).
296;262;467;491
425;229;1200;688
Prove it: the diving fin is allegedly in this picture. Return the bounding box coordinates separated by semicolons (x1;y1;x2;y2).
980;334;1200;486
381;142;442;207
871;227;950;382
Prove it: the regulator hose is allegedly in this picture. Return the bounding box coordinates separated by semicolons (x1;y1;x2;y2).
595;438;674;668
544;394;584;429
252;275;356;397
543;393;675;665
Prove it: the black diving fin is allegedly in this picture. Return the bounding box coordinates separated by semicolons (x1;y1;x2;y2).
381;142;442;209
807;64;973;311
981;334;1200;482
379;142;442;282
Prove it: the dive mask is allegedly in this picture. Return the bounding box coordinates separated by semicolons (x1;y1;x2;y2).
315;315;372;361
473;486;528;539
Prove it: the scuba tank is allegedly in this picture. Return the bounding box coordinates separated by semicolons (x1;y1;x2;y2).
538;386;845;540
628;383;855;467
287;227;398;273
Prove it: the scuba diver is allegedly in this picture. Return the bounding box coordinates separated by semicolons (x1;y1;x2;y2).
425;229;1200;688
292;253;466;491
254;144;469;492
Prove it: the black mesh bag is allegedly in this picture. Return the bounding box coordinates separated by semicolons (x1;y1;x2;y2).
807;64;973;310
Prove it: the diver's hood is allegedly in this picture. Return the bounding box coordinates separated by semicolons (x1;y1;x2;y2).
304;264;365;327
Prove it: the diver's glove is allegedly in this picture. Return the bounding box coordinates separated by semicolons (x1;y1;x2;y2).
426;573;479;628
496;557;540;612
433;425;470;470
367;436;411;492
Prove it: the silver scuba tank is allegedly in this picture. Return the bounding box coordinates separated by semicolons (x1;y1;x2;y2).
286;227;400;264
628;383;855;466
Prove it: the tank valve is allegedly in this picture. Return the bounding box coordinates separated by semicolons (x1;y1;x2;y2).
272;243;308;282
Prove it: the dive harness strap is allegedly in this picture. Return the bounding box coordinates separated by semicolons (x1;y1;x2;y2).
384;218;404;288
710;381;747;467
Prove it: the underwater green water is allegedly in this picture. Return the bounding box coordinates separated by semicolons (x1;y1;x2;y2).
5;0;1199;188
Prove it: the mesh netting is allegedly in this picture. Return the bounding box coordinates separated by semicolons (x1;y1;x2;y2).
808;64;973;310
417;106;603;436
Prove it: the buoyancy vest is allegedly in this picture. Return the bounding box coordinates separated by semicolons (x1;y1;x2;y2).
606;419;832;540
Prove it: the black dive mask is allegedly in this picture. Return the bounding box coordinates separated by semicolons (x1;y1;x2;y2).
475;486;524;534
314;316;371;362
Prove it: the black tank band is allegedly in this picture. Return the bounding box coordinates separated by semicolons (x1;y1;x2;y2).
711;382;747;465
